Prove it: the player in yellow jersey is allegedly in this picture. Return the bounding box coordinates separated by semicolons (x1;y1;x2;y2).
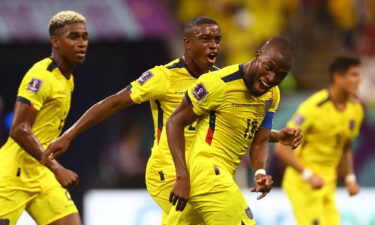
166;37;295;225
0;11;88;225
42;18;300;225
274;56;363;225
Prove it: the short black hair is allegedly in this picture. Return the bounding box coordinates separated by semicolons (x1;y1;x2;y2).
184;16;218;35
329;56;360;82
261;37;295;63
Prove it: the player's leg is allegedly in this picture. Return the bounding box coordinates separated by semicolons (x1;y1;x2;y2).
0;187;35;225
189;184;255;225
151;185;204;225
321;185;339;225
283;183;324;225
26;185;81;225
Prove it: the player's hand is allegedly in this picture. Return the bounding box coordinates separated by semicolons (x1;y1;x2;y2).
277;128;303;149
346;181;360;196
308;174;324;189
169;174;190;211
41;136;71;164
250;174;273;200
51;162;79;188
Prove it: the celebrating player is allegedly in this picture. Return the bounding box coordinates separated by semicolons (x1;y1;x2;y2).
166;37;295;224
0;11;87;225
274;56;363;225
42;17;300;224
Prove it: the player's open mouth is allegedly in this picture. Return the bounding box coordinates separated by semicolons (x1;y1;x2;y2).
76;52;86;58
258;79;270;92
207;53;217;64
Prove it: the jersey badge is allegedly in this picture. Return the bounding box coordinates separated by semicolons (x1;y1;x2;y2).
192;83;208;101
245;207;253;219
137;71;154;85
27;78;43;93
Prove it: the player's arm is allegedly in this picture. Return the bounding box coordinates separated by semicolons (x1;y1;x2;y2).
166;98;198;211
249;128;274;200
42;88;134;162
269;128;302;148
338;140;360;196
10;101;78;188
274;142;324;189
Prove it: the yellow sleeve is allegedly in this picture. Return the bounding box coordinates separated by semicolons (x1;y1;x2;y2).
17;70;52;111
351;102;364;140
287;100;316;134
127;66;169;104
269;86;280;113
185;74;225;116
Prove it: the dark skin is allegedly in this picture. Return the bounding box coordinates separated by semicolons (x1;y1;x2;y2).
10;21;87;225
42;24;301;161
167;38;294;211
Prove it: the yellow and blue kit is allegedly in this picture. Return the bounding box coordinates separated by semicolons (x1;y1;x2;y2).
0;58;78;225
282;89;364;225
183;64;280;225
126;58;218;224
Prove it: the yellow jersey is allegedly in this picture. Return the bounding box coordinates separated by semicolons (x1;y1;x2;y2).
185;64;280;195
126;58;219;195
0;57;74;190
284;89;363;184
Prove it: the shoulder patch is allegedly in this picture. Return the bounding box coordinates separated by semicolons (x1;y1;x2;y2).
192;82;208;101
265;99;273;112
137;71;154;86
27;78;43;93
349;119;355;130
294;114;305;126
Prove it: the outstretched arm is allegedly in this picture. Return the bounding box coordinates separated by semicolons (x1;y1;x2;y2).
166;98;198;211
249;128;274;200
274;142;324;189
10;101;78;188
42;88;134;162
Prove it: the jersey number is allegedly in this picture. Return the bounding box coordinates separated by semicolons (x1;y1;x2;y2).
244;119;258;139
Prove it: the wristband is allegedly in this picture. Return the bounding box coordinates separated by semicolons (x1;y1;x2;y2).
345;173;356;183
255;169;266;176
301;169;313;181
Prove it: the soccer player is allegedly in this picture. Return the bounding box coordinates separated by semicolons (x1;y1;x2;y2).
42;18;300;224
0;11;87;225
166;37;295;225
274;56;363;225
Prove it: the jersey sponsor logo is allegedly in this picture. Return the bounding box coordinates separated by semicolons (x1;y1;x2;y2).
27;78;43;93
192;83;208;101
294;114;305;126
137;70;154;85
264;99;273;113
349;119;355;130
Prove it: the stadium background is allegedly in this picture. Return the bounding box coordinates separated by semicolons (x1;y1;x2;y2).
0;0;374;224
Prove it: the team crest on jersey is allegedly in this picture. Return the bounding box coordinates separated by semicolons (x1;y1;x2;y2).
192;83;208;101
27;78;43;93
264;99;273;113
137;70;154;86
294;114;305;126
245;207;253;219
349;119;355;130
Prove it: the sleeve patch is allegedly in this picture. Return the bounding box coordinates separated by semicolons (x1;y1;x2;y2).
27;78;43;93
192;82;208;101
294;114;305;126
349;119;355;130
137;71;154;86
264;99;273;113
